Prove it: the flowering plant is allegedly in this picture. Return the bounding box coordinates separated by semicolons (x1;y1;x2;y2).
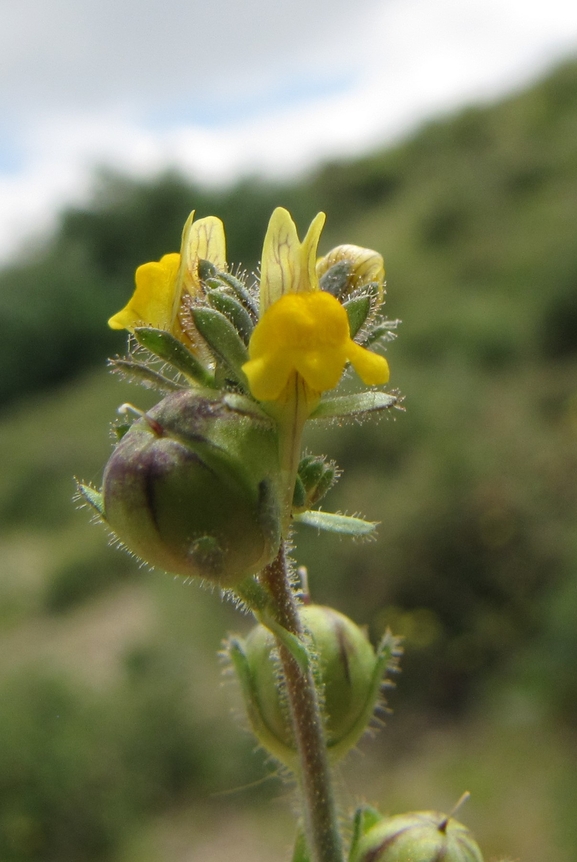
79;207;495;862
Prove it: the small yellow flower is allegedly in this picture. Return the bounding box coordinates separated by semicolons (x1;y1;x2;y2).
108;211;226;338
244;207;389;402
243;291;389;402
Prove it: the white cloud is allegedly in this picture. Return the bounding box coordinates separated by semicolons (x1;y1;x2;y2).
0;0;576;262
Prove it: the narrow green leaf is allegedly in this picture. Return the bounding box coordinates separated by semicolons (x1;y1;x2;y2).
343;295;371;338
109;358;183;392
293;510;377;536
207;289;254;345
309;391;398;420
192;307;249;387
77;484;105;519
133;327;215;387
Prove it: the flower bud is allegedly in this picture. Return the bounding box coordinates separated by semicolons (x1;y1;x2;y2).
292;455;338;513
317;244;385;300
351;811;483;862
102;390;282;586
231;605;391;767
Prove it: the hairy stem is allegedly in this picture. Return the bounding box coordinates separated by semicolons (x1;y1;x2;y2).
261;546;344;862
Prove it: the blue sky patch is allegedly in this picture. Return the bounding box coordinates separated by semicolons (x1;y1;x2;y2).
143;70;357;130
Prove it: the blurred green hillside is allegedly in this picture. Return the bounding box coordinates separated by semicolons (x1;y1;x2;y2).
1;58;577;861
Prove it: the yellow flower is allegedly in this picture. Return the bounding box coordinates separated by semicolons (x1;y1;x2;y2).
243;291;389;401
243;208;389;402
108;211;226;337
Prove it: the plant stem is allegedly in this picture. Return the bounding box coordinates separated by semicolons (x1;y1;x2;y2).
261;545;344;862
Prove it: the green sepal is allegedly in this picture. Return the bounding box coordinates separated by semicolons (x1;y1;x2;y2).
344;295;372;338
191;307;249;388
207;289;254;345
259;610;310;674
198;258;218;280
109;358;184;392
292;473;307;510
292;829;311;862
310;391;398;421
133;327;215;388
298;456;326;492
228;635;297;770
328;628;401;764
313;465;338;504
77;484;105;519
293;455;338;512
218;271;259;319
319;260;353;298
293;510;377;536
362;319;401;347
349;806;384;861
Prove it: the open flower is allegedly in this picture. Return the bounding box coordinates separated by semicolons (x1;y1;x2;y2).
243;208;389;402
108;211;226;340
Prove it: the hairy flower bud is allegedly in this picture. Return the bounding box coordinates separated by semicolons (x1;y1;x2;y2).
230;605;393;767
101;390;282;586
317;244;385;300
350;811;483;862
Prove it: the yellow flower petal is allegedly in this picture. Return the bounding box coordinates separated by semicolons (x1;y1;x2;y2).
243;289;389;402
108;211;227;343
347;339;390;386
300;211;326;295
259;207;326;315
316;244;385;300
294;346;348;393
177;212;227;300
108;253;181;331
242;353;294;401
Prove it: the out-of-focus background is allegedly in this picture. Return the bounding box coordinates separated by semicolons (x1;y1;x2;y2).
1;1;577;860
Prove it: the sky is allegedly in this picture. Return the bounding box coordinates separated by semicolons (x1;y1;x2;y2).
1;0;577;262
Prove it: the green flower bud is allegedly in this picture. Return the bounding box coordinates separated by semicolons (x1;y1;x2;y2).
292;455;338;513
101;390;282;587
230;605;396;767
351;811;483;862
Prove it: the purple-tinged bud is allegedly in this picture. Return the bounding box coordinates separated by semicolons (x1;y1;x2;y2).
102;390;281;586
351;811;483;862
230;605;398;767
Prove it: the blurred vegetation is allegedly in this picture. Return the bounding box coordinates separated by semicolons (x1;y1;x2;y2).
1;57;577;860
